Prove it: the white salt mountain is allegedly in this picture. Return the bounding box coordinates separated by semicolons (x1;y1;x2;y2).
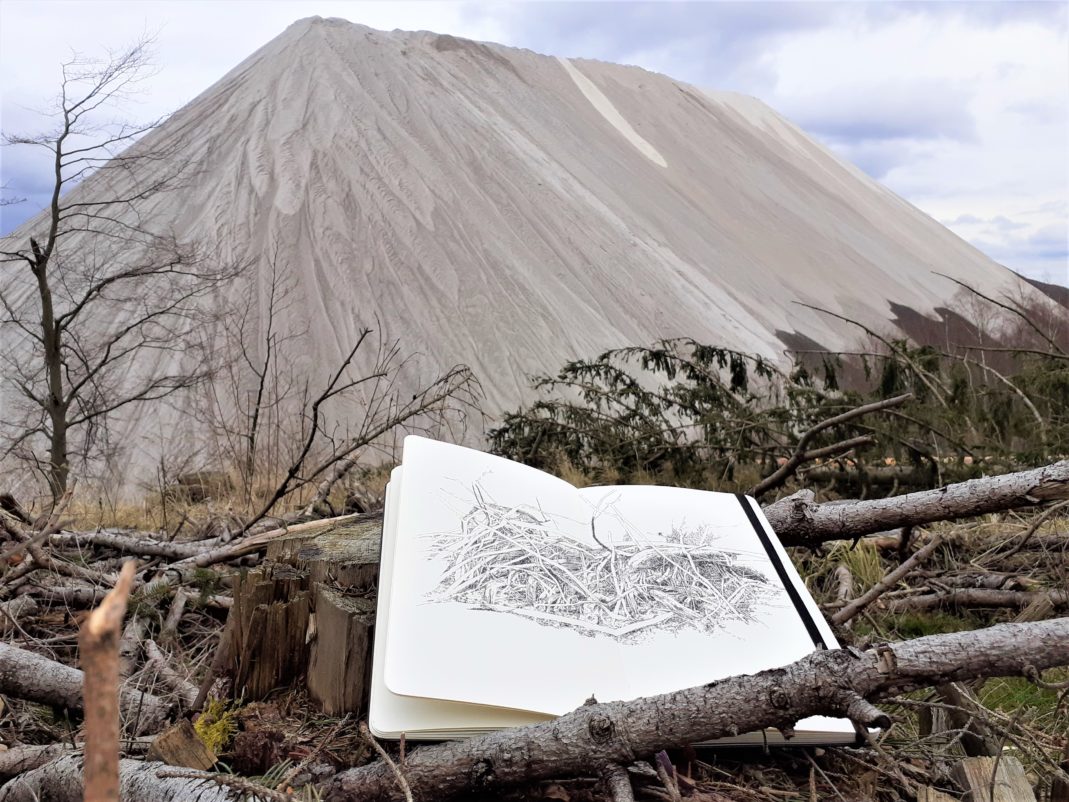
0;17;1038;474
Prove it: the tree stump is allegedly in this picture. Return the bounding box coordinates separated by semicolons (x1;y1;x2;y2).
222;512;382;715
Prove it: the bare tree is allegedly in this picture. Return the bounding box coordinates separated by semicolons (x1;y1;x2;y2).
199;248;304;504
196;243;480;525
0;40;235;498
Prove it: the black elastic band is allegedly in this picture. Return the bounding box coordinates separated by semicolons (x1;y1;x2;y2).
735;494;827;650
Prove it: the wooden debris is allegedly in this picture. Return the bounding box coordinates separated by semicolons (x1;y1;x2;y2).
0;755;238;802
950;755;1037;801
222;514;381;713
0;642;169;734
80;560;138;802
147;719;217;771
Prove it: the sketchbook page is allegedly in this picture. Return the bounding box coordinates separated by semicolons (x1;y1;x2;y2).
574;486;826;700
369;468;545;737
383;436;629;715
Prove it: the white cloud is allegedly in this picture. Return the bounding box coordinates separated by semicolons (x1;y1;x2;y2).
758;7;1068;284
1;1;1066;284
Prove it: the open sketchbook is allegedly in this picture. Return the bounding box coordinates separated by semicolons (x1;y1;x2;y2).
369;436;856;745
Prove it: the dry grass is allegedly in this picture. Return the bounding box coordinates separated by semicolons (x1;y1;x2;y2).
31;464;396;533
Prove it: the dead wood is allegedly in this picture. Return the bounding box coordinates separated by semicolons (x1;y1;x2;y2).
748;393;910;498
1053;740;1069;802
147;719;217;770
15;582;106;607
881;588;1068;613
932;682;1001;758
80;560;137;802
118;614;148;678
0;642;169;733
765;460;1069;547
0;755;241;802
223;516;379;712
325;617;1069;802
172;512;365;570
50;529;223;560
0;596;37;634
831;535;943;625
0;744;72;782
951;755;1037;801
159;590;188;643
0;485;74;567
144;639;199;708
997;498;1069;559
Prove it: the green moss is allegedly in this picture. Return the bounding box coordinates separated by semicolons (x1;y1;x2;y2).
194;698;239;754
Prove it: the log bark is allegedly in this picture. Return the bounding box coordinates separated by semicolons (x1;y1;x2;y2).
882;588;1068;613
765;460;1069;547
0;756;240;802
50;530;224;560
0;642;169;733
325;617;1069;802
144;639;199;708
0;744;71;782
0;596;37;634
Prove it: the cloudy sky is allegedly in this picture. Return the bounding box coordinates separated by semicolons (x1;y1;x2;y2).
1;1;1066;285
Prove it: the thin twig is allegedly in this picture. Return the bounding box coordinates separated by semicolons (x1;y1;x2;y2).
360;721;413;802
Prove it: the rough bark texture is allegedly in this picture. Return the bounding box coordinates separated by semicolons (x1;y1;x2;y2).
0;744;71;782
0;756;239;802
0;642;169;732
325;617;1069;802
0;596;37;634
882;588;1068;613
765;460;1069;547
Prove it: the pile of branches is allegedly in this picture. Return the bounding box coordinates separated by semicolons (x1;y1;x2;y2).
0;457;1066;800
430;487;773;638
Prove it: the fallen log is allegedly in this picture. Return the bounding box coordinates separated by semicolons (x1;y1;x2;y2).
0;756;240;802
325;617;1069;802
831;535;943;625
0;744;72;782
881;588;1069;613
50;529;225;560
0;641;170;734
0;596;37;634
766;460;1069;547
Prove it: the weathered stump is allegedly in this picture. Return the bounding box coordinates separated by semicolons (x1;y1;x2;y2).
222;512;382;715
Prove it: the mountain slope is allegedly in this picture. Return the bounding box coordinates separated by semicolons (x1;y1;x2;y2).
0;17;1035;476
